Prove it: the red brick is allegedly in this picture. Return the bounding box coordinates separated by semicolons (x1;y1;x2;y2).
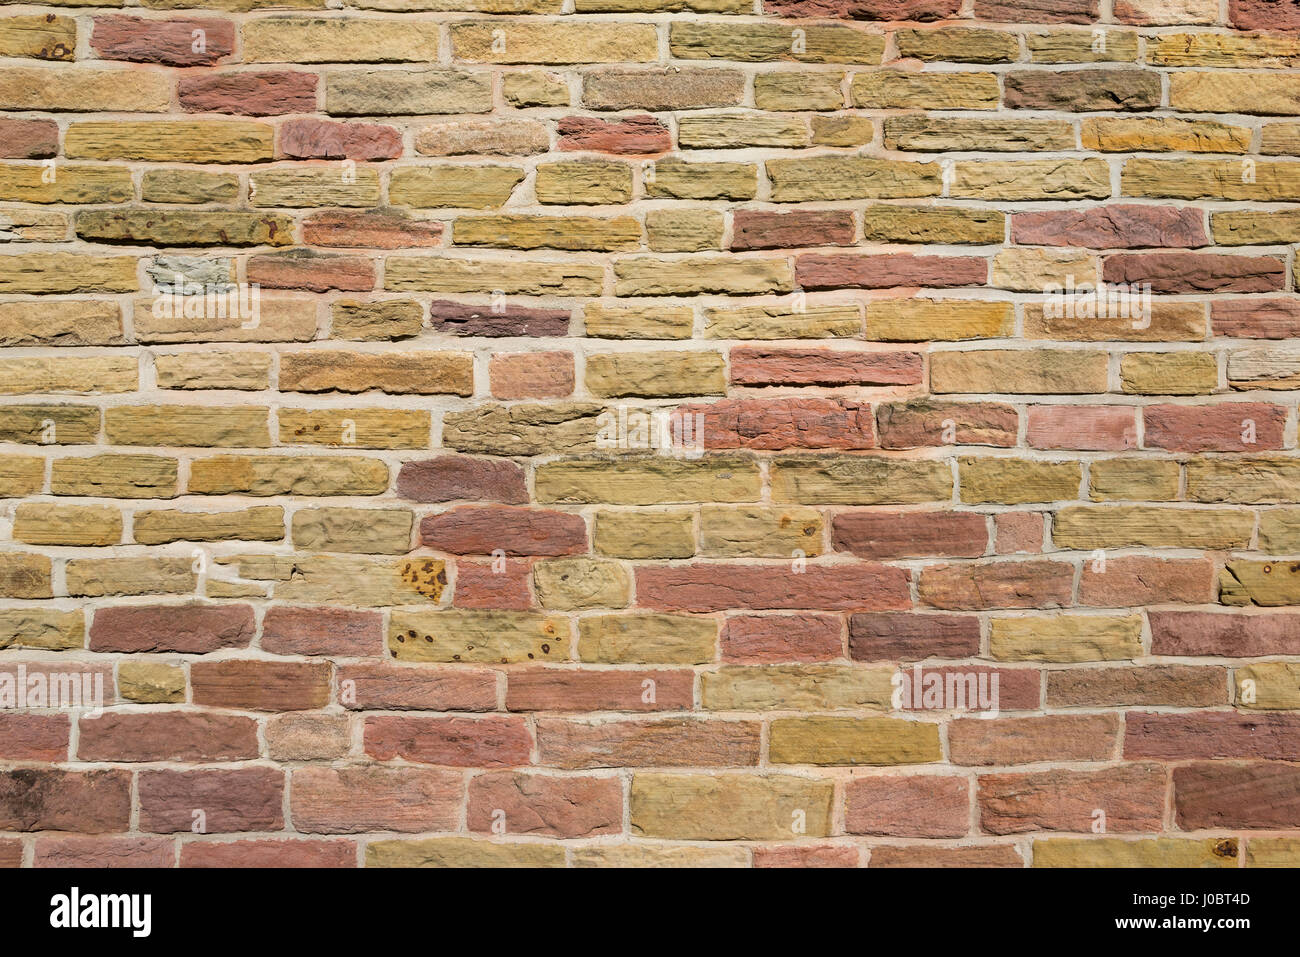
290;766;461;833
279;118;403;160
1012;205;1206;248
490;351;575;399
677;397;876;450
637;562;911;612
421;505;587;556
1027;405;1137;451
182;839;356;868
303;210;442;249
896;665;1041;711
78;712;259;762
1175;762;1300;829
877;400;1019;449
978;764;1166;834
995;512;1043;554
1047;665;1228;707
179;71;318;115
797;254;987;290
754;844;860;867
261;605;383;656
90;603;255;653
849;612;981;660
452;558;535;609
729;348;923;387
139;768;284;833
869;844;1024;867
428;300;571;337
364;715;533;767
467;772;623;838
1143;402;1287;452
845;776;970;837
0;769;130;833
833;510;988;560
535;717;761;769
1079;556;1216;606
974;0;1098;20
506;668;694;711
397;455;528;504
1125;711;1300;761
190;659;332;711
918;560;1073;610
766;0;961;18
338;662;498;711
731;209;856;250
0;841;18;867
247;251;375;293
1230;0;1300;30
950;713;1120;765
558;115;671;154
721;613;844;662
1103;253;1285;294
92;15;234;66
33;837;175;868
0;118;58;159
1212;298;1300;339
1150;610;1300;656
266;714;350;762
0;714;69;762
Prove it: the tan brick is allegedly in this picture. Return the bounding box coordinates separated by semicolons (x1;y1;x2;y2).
14;504;121;546
990;615;1144;662
631;773;833;840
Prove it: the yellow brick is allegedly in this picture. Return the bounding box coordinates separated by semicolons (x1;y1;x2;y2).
105;405;269;447
699;505;823;557
250;168;381;207
1089;458;1181;502
367;839;565;868
594;509;695;558
0;164;133;205
451;22;657;63
933;350;1109;395
851;71;999;109
390;609;568;663
769;717;942;765
13;503;121;546
1081;116;1251;153
951;159;1111;200
0;355;136;394
0;14;75;60
118;662;186;704
133;507;285;545
585;351;725;397
0;253;137;294
767;155;939;201
1053;505;1253;549
389;166;524;209
1120;352;1217;394
630;773;833;840
65;121;274;163
536;457;761;505
453;215;640;251
613;256;792;296
703;665;892;710
278;408;431;449
990;615;1144;662
866;299;1013;342
534;558;631;610
771;456;952;505
1033;838;1237;868
243;17;439;62
0;67;170;112
51;454;177;498
188;455;388;496
386;257;601;296
0;608;82;651
577;612;715;663
961;457;1081;505
1170;71;1300;115
1236;662;1300;710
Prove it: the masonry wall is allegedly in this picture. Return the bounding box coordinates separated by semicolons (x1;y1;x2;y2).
0;0;1298;869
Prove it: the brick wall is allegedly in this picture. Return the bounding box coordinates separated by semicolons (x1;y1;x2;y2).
0;0;1297;868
